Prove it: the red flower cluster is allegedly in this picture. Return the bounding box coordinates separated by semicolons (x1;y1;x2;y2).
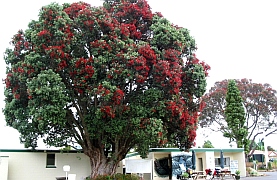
38;30;50;37
69;57;94;94
101;106;115;118
153;60;170;85
44;45;66;60
188;54;211;77
112;89;124;105
96;84;111;97
133;56;150;83
64;26;74;39
166;100;184;117
164;49;181;63
138;45;157;64
5;73;13;88
90;40;112;52
120;23;131;38
64;2;91;19
71;57;95;92
116;0;153;21
58;60;67;71
106;0;153;40
11;30;31;56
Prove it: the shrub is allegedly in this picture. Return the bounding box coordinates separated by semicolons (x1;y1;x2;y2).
183;172;189;178
273;159;277;168
87;174;140;180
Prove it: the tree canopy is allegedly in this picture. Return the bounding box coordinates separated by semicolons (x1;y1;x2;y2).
199;79;277;157
3;0;209;177
202;140;214;148
224;79;248;151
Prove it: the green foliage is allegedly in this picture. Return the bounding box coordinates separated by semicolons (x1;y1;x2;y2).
258;164;266;170
272;159;277;168
199;78;277;157
253;140;264;151
224;80;249;152
202;140;214;148
3;0;209;177
183;172;189;178
60;145;71;152
267;146;275;151
250;170;258;176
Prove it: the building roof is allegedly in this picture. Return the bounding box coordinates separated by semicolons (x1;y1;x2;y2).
0;148;82;153
1;147;245;158
268;151;277;157
149;148;244;153
252;150;277;157
252;150;264;155
125;147;245;158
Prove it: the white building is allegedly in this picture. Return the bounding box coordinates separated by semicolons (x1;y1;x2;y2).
0;148;245;180
0;149;93;180
125;148;246;180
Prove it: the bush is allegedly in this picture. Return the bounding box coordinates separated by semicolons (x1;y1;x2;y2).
258;164;266;170
250;171;258;176
183;172;189;178
87;174;140;180
273;159;277;168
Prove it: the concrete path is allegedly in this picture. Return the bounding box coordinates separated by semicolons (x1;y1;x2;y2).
242;171;277;179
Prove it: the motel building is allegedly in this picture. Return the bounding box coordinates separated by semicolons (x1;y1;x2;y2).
0;148;246;180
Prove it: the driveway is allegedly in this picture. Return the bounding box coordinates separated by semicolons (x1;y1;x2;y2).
242;171;277;180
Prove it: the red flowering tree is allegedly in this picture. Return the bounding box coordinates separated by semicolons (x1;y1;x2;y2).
4;0;209;177
199;79;277;158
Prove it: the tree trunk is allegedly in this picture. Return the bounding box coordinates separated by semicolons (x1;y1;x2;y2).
84;148;120;179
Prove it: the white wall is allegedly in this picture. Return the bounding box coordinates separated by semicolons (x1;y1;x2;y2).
205;151;215;170
231;151;246;177
0;156;9;180
1;149;247;180
0;151;91;180
126;149;247;180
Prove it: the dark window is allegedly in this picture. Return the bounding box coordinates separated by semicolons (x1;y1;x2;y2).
46;154;56;168
215;157;230;167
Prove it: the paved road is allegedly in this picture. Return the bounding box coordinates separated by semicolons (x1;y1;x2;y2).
242;171;277;180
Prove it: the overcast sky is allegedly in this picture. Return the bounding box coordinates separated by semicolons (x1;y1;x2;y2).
1;0;277;149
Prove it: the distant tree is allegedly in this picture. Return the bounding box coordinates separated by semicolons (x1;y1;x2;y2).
3;0;209;178
251;140;263;151
202;140;214;148
199;79;277;158
252;141;275;151
267;146;275;151
224;80;249;152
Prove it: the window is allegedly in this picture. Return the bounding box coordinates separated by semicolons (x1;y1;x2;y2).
215;157;230;167
46;154;56;168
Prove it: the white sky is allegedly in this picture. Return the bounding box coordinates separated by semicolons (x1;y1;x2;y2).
1;0;277;149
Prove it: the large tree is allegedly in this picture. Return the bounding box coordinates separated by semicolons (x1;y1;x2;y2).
224;80;248;151
199;79;277;158
3;0;209;178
